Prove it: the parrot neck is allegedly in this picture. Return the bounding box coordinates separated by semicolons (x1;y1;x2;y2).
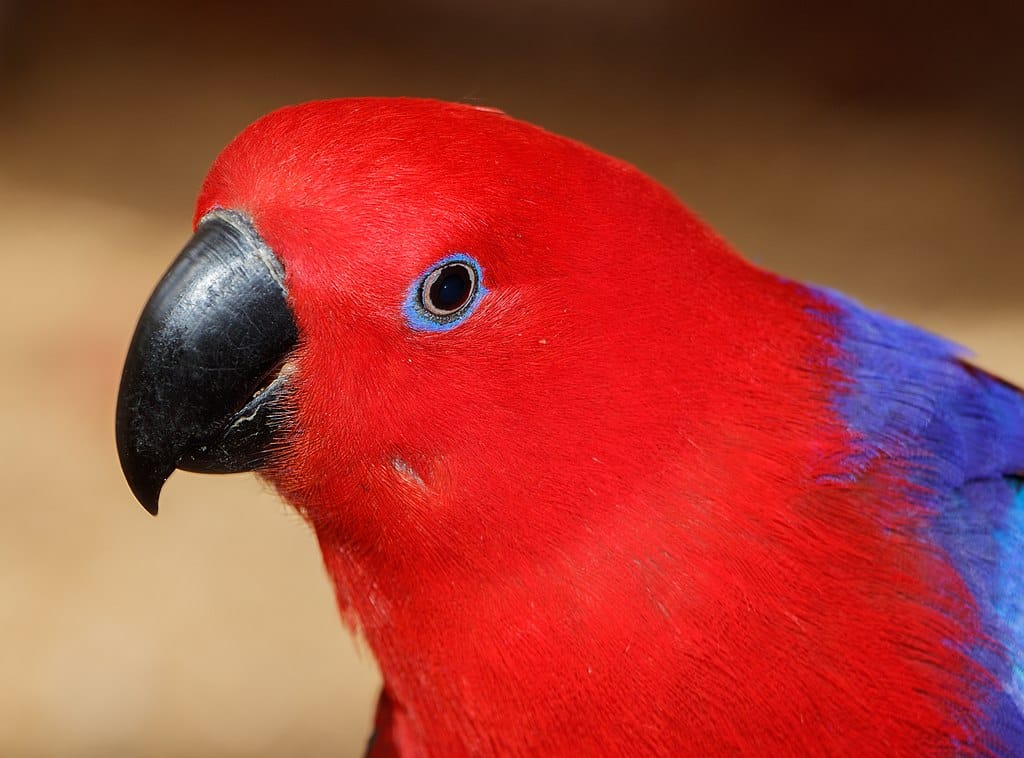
314;423;988;755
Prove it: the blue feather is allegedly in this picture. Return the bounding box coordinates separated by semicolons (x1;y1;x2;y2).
816;288;1024;751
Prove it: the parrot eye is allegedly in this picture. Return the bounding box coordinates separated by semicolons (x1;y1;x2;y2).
422;262;475;316
404;254;486;332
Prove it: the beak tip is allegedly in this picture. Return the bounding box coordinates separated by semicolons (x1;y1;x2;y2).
129;481;164;515
120;452;168;516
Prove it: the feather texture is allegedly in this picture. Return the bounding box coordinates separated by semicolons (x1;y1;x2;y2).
819;290;1024;750
191;98;1024;755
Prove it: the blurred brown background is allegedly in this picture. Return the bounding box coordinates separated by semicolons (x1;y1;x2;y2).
1;1;1021;755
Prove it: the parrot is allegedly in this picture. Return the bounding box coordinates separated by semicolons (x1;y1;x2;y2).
114;97;1024;756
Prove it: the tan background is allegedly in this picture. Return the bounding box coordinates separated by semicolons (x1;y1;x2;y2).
1;2;1021;755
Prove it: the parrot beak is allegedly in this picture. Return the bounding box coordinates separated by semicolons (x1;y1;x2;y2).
115;211;298;515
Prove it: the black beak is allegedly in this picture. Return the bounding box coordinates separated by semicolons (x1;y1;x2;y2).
115;211;298;515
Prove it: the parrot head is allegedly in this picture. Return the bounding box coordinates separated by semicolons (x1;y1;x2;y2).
118;98;791;578
117;98;890;751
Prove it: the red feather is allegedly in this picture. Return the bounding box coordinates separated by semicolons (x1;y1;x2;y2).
196;99;990;755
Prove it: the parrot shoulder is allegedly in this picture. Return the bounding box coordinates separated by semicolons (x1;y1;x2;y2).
818;287;1024;728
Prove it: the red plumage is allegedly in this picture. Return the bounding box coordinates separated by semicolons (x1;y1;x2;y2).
195;99;990;755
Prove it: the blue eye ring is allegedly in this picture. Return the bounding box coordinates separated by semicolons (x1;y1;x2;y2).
404;253;487;332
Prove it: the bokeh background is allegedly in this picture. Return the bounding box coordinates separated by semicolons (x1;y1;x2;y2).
1;1;1021;755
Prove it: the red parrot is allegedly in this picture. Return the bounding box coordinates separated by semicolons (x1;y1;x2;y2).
115;98;1024;755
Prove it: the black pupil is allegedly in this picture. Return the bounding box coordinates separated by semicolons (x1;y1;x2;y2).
429;265;472;312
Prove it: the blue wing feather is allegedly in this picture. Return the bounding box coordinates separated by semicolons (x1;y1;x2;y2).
816;288;1024;750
